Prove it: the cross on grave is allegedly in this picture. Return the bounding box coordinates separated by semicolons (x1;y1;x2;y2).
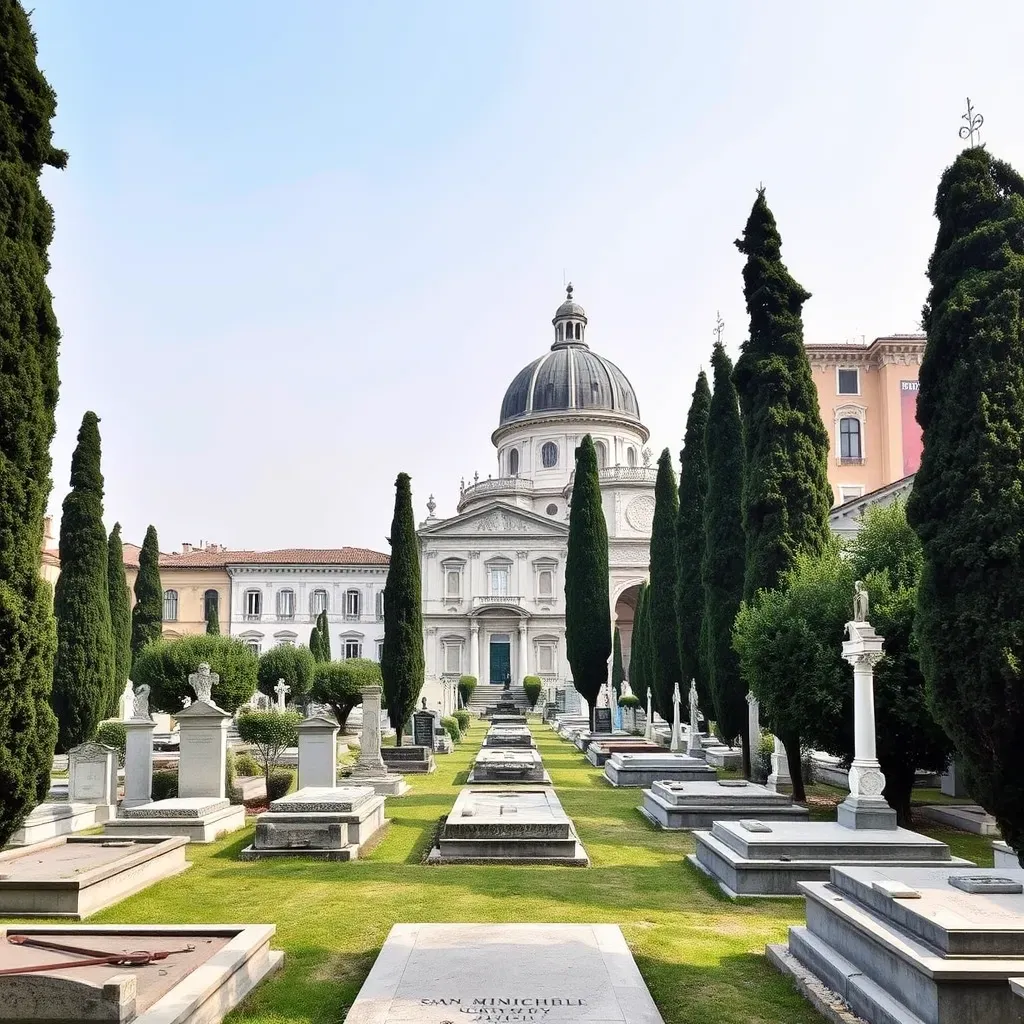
274;679;290;711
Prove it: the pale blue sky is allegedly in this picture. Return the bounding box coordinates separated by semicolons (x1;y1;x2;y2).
32;1;1024;553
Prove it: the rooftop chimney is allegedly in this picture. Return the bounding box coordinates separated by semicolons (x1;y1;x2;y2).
181;542;192;554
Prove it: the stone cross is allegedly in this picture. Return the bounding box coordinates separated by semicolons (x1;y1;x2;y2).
274;679;290;711
132;684;151;720
189;662;217;703
349;684;388;778
670;681;682;753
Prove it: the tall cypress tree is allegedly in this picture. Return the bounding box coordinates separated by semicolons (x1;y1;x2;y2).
675;371;711;714
733;189;832;801
309;626;324;662
703;342;748;772
317;608;331;661
907;145;1024;858
630;582;650;708
107;523;131;715
565;435;611;728
52;413;114;750
611;626;625;701
380;472;424;745
205;602;220;635
649;448;679;721
130;525;162;670
0;1;65;844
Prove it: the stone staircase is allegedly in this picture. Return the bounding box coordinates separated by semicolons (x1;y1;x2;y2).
467;684;531;712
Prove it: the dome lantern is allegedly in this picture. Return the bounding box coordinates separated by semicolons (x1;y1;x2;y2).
552;282;588;348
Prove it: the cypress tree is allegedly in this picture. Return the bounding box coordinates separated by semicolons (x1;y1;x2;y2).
52;413;114;750
907;145;1024;858
611;626;625;701
380;472;424;745
130;525;162;670
630;582;650;708
0;1;65;844
565;436;611;728
675;371;711;713
649;448;679;721
733;189;832;801
309;626;324;662
205;602;220;635
317;608;331;661
703;342;749;772
107;523;131;716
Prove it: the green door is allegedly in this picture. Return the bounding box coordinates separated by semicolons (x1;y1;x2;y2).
490;640;511;686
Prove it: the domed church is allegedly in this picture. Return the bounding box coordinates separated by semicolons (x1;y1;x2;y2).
418;286;657;715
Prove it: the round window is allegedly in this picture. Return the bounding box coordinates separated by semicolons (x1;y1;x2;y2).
546;503;558;516
541;442;558;468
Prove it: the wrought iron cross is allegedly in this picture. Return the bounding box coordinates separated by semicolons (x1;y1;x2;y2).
960;98;984;147
713;311;725;346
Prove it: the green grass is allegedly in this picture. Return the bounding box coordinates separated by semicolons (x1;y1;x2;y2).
1;722;995;1023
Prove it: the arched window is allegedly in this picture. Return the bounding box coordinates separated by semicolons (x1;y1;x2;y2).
594;440;607;469
840;417;862;460
162;589;178;622
556;324;563;342
276;588;295;620
310;588;328;617
575;322;582;340
203;589;219;620
541;442;558;468
627;447;637;468
509;448;519;476
344;589;361;620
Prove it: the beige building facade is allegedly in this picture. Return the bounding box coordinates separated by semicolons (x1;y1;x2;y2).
806;334;925;506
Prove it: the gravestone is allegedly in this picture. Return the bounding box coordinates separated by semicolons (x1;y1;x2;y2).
413;710;438;748
348;684;409;796
592;707;612;734
297;715;339;790
175;697;231;800
641;779;809;830
604;751;716;788
469;748;550;784
68;742;117;811
122;701;157;810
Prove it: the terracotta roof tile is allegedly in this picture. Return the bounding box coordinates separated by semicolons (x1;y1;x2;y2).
151;547;390;568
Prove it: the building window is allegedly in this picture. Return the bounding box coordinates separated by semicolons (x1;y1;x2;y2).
310;588;328;617
277;637;295;647
443;642;463;674
556;324;563;342
375;590;385;621
575;323;582;340
509;448;519;476
203;589;219;621
594;440;607;469
538;570;554;598
376;640;384;661
541;442;558;468
344;589;361;620
445;570;461;597
244;589;262;621
626;447;637;468
244;638;261;656
343;638;361;659
162;589;178;622
537;643;556;674
837;368;860;395
276;588;295;620
839;485;864;503
489;567;509;597
840;417;862;460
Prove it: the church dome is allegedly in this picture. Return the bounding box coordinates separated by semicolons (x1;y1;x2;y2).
499;285;641;427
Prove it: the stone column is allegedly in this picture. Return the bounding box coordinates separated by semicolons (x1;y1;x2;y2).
469;624;480;681
670;682;682;753
175;699;232;799
298;715;340;790
122;718;157;810
644;691;654;742
350;684;388;778
767;738;792;794
746;693;760;762
518;624;528;683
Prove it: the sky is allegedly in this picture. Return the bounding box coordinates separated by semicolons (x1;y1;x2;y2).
30;0;1024;555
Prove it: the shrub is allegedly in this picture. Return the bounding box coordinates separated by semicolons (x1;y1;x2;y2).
522;675;542;709
257;644;316;704
440;716;461;744
754;732;773;785
234;752;261;777
95;722;126;767
267;769;293;802
311;659;377;729
237;710;301;790
452;709;470;734
618;694;640;708
152;769;178;801
458;675;477;707
225;748;243;805
132;634;258;713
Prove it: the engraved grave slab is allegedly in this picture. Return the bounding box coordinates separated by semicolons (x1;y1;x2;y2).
469;748;550;785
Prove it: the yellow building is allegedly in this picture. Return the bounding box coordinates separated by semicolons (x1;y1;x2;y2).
806;334;925;506
40;515;60;590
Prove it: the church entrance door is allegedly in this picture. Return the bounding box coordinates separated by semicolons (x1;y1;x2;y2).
489;636;511;687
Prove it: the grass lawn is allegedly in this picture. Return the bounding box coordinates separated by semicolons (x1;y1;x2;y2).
1;721;995;1023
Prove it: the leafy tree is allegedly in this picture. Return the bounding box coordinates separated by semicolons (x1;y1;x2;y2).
649;448;679;720
317;609;331;661
380;472;424;744
107;523;131;715
733;189;833;800
629;582;650;708
522;675;542;709
130;525;162;670
309;626;324;662
565;436;611;728
611;627;625;700
52;413;114;751
675;371;711;712
205;602;219;635
311;658;375;729
907;145;1024;857
457;675;477;707
132;633;258;713
703;343;749;772
236;709;302;792
257;644;316;704
0;0;65;845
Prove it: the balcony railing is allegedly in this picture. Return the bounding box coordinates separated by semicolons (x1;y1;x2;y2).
458;477;534;510
564;465;658;495
472;595;523;609
838;456;866;466
244;612;262;622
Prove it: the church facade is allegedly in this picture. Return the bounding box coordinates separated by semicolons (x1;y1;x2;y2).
418;287;656;714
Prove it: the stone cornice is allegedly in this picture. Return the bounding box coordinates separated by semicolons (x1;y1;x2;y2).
227;565;387;578
491;409;650;448
806;336;925;368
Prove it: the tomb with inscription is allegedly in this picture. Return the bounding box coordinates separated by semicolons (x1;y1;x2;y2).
240;785;386;861
491;713;527;727
603;752;716;788
769;865;1024;1024
482;725;536;749
429;788;588;865
346;685;410;796
585;738;662;767
345;923;663;1024
640;779;809;831
380;745;435;774
0;922;282;1023
468;748;550;785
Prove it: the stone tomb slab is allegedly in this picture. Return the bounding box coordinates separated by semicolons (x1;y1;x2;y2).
345;923;664;1024
8;802;108;848
640;780;809;831
429;788;588;865
703;746;743;771
0;836;189;919
380;745;435;774
603;752;716;788
573;729;629;753
490;714;527;726
0;923;281;1023
468;748;550;785
104;798;246;844
773;866;1024;1024
586;740;663;767
240;785;386;861
482;728;536;749
690;818;970;898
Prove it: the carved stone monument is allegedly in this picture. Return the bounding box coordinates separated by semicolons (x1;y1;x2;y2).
746;692;760;776
68;741;118;815
644;691;654;742
189;662;216;704
347;684;409;796
297;715;340;790
686;680;703;757
767;737;792;794
274;678;290;711
123;685;158;810
670;682;683;753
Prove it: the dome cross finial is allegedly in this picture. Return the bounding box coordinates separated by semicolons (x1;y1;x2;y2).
565;281;573;301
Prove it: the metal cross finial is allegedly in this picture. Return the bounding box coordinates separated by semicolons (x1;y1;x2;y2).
960;98;984;148
713;311;725;346
566;281;573;301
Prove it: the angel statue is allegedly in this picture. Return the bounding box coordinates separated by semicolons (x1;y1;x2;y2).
132;684;151;720
853;580;870;623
